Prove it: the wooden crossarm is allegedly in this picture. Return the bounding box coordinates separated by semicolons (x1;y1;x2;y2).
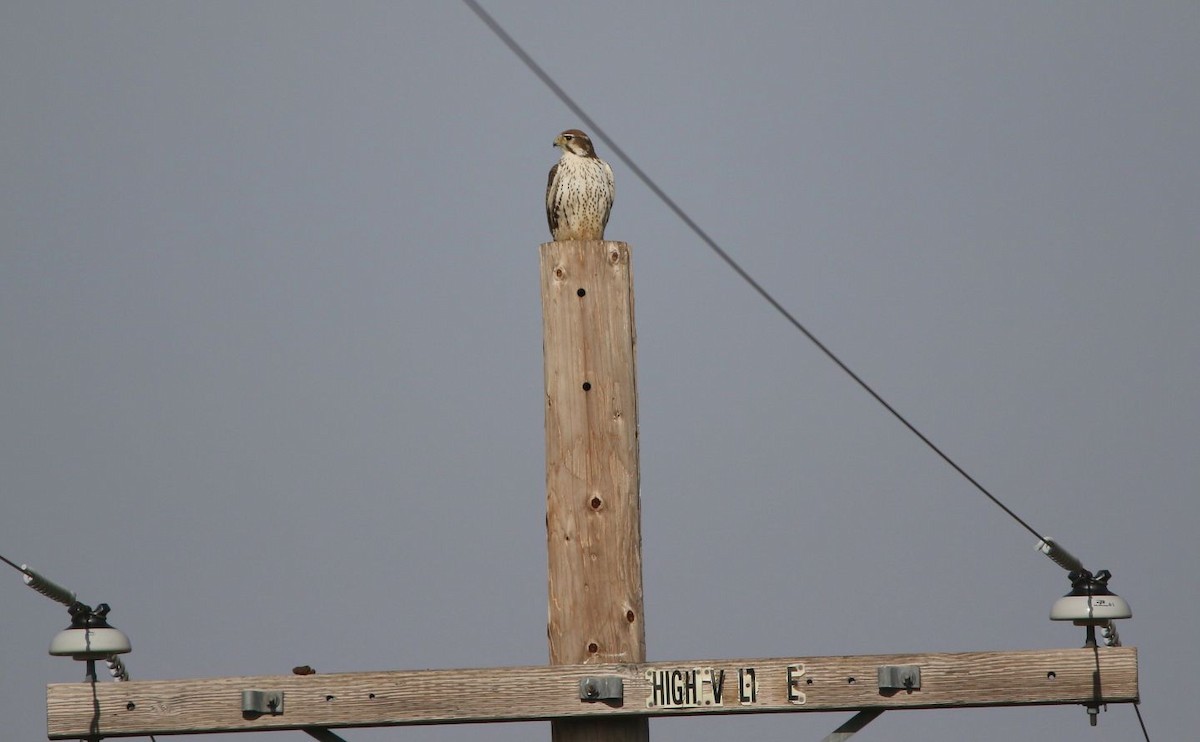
46;647;1137;738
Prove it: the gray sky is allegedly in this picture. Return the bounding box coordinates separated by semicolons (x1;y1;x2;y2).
2;2;1197;741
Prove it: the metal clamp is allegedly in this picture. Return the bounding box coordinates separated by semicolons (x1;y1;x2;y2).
242;689;285;715
877;664;920;691
579;676;624;702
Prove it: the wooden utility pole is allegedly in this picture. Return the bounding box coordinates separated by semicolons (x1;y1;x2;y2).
541;240;648;742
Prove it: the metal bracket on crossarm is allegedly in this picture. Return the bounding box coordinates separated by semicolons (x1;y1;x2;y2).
579;676;624;703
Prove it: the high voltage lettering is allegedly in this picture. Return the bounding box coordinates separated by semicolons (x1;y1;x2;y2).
645;667;758;709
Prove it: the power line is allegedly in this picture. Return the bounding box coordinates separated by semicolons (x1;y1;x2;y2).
462;0;1047;545
463;13;1149;731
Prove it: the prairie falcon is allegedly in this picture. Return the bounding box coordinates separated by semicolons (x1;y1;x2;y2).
546;129;615;241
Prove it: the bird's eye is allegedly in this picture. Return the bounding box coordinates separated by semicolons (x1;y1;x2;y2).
564;134;574;140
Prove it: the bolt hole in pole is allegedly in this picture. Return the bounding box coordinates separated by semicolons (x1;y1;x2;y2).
582;381;592;391
1047;671;1056;680
577;288;586;297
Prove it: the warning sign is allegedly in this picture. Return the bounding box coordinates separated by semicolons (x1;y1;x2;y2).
645;667;759;708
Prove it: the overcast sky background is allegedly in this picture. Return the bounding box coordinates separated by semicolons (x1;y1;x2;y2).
2;3;1197;741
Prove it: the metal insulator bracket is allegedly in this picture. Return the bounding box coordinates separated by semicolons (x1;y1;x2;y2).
877;664;921;691
242;690;284;716
579;676;624;702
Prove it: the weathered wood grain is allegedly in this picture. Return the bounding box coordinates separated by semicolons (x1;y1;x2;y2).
46;648;1138;737
541;241;647;742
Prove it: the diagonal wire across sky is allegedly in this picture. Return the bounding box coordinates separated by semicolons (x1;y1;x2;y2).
462;0;1045;545
461;6;1151;737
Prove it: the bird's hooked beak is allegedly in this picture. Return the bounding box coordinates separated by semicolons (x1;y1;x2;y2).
553;134;566;149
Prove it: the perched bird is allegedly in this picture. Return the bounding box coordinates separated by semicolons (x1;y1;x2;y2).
546;129;615;241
